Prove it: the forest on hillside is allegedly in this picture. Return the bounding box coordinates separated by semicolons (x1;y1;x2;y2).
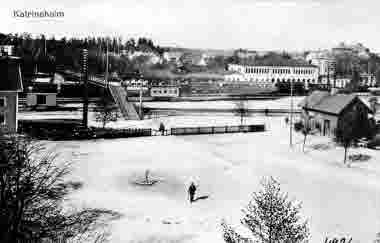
0;32;163;78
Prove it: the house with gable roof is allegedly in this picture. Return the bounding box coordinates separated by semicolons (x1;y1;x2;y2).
298;91;373;136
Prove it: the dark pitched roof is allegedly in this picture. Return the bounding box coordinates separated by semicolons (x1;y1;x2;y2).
0;57;23;91
298;91;330;108
313;94;357;115
299;91;372;115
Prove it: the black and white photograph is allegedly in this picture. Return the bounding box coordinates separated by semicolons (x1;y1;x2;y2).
1;0;380;242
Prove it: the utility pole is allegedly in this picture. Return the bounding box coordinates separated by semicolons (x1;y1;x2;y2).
327;62;330;90
105;39;109;88
139;83;143;119
290;75;294;147
139;75;144;120
81;49;89;128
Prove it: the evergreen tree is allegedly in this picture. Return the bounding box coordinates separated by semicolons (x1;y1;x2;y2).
335;102;373;164
222;177;309;243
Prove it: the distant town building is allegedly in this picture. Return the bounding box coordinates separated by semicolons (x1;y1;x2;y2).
324;76;351;89
163;51;183;64
235;49;257;59
224;72;247;82
360;73;377;87
320;73;377;89
27;73;58;108
150;86;180;98
126;51;162;64
0;56;23;133
299;91;372;136
226;63;319;89
306;51;336;77
180;52;208;66
332;42;370;59
0;45;14;56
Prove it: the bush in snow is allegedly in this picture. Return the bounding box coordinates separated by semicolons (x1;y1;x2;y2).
94;92;120;128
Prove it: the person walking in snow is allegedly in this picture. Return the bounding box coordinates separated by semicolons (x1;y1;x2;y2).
188;182;197;203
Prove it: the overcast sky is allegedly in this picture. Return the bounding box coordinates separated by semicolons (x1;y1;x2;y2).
0;0;379;52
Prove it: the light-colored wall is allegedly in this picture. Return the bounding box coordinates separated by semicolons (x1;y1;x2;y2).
227;64;318;89
306;110;338;136
150;87;179;97
0;92;18;133
26;93;57;106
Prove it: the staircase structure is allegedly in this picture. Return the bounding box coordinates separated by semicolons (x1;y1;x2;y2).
108;84;141;120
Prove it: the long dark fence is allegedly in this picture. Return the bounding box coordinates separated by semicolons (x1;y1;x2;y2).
18;119;152;140
16;238;66;243
171;124;265;136
147;108;301;115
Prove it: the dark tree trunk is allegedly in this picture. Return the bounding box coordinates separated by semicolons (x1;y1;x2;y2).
303;134;307;152
344;145;348;164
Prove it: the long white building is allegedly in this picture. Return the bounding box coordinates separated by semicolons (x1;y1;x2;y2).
226;63;319;89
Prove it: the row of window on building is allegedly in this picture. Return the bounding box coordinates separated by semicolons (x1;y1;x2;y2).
150;87;180;97
226;77;317;84
243;67;315;75
151;88;178;94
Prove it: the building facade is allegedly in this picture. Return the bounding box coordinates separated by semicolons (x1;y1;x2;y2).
360;73;377;87
226;64;319;89
320;74;377;89
0;57;23;133
0;45;14;56
306;51;336;77
26;93;57;107
150;86;180;98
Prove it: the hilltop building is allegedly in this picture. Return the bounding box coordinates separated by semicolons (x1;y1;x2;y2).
235;49;257;59
163;51;183;64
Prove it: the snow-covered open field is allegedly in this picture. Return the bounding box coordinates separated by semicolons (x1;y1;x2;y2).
47;116;380;243
138;96;305;110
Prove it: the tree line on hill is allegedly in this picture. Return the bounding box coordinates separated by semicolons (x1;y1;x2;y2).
0;32;163;78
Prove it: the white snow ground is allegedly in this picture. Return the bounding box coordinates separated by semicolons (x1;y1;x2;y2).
45;115;380;243
138;96;305;110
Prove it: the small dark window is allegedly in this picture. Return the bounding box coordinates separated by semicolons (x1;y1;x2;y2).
0;97;5;107
0;112;5;125
37;95;46;105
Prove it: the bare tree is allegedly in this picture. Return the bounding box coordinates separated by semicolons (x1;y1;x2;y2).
94;92;120;128
0;131;122;242
301;109;312;153
302;122;311;153
221;177;309;243
234;99;249;126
